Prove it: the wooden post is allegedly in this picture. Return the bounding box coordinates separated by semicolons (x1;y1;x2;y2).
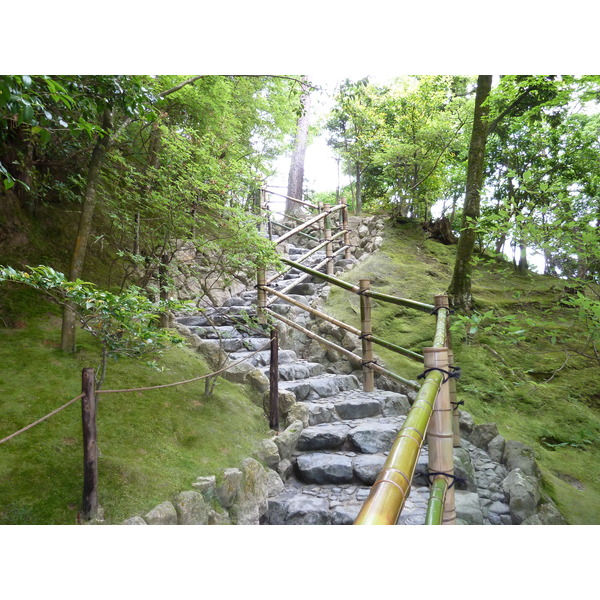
359;279;375;392
324;203;334;276
341;196;352;260
257;266;267;325
448;348;461;447
269;326;280;431
424;346;456;525
81;367;98;521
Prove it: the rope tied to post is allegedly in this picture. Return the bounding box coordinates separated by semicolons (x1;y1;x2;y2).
426;471;465;489
417;365;461;384
429;306;455;316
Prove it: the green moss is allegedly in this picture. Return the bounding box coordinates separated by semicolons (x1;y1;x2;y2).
0;317;269;524
324;219;600;524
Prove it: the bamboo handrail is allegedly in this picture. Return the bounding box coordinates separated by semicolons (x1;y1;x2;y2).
280;257;435;312
262;285;361;337
260;188;319;210
353;307;449;525
270;220;320;242
266;229;347;286
366;334;424;362
273;210;332;246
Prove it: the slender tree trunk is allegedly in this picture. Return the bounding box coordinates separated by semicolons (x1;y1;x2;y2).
355;163;362;214
61;107;113;352
286;78;311;217
447;75;493;311
518;242;529;272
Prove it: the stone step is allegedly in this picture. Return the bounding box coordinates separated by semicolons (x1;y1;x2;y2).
278;374;360;401
303;389;411;425
295;416;405;456
261;361;324;381
228;349;298;367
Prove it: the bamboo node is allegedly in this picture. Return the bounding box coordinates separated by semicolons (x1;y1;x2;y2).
427;471;464;489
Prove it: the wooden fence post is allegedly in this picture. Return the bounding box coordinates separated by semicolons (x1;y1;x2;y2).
324;203;334;276
269;326;280;431
448;348;461;447
257;266;267;325
81;367;98;521
359;278;375;392
341;196;352;260
424;346;456;525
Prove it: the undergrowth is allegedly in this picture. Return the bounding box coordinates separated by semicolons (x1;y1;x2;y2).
326;218;600;524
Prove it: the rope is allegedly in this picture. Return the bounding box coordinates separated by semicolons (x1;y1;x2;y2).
0;394;83;446
417;365;461;384
430;306;455;316
0;339;272;444
426;471;465;489
97;339;272;394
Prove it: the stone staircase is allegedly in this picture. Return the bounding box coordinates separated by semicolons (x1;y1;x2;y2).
173;232;530;526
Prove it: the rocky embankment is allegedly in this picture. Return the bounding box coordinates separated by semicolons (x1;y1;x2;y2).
114;215;565;525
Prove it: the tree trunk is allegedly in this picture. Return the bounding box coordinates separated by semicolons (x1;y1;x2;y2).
355;163;362;214
447;75;493;311
517;242;528;272
286;78;311;217
61;107;114;352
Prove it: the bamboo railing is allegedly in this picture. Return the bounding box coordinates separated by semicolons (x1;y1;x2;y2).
258;188;461;525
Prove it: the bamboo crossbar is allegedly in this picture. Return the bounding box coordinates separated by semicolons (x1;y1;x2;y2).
269;246;349;301
366;362;420;390
366;334;424;362
260;188;319;209
280;258;435;312
274;210;332;246
263;308;363;365
270;220;320;242
266;230;347;286
424;477;448;525
262;286;361;337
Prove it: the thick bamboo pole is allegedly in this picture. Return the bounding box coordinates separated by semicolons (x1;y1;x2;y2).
341;196;352;260
274;210;330;246
324;203;334;276
280;258;435;312
359;279;375;392
425;346;456;525
259;188;319;210
366;334;424;362
354;369;444;524
448;348;461;447
424;477;447;525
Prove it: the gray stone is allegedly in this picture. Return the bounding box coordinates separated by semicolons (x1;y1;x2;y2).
502;440;540;478
297;424;350;450
488;500;511;516
265;469;285;497
287;402;310;427
208;510;232;525
256;438;280;469
246;368;270;393
335;397;382;420
222;361;255;384
470;423;500;450
232;458;269;524
121;516;147;525
277;458;293;480
488;435;506;463
285;495;331;525
349;422;400;453
502;468;540;524
453;447;477;492
216;468;243;508
332;505;361;525
296;453;353;484
353;454;386;485
382;393;410;417
144;501;178;525
307;402;333;425
191;475;217;500
274;420;304;460
173;491;210;525
454;490;484;525
459;411;474;435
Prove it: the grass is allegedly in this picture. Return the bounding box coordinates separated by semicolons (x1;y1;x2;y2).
0;310;270;524
325;218;600;524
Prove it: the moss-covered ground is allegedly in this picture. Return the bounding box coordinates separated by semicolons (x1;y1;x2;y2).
0;308;269;525
325;219;600;524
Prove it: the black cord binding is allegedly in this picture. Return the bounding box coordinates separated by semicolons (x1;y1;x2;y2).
417;365;461;384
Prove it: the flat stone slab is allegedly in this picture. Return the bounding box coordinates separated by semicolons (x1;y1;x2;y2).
279;374;360;401
284;495;332;525
349;422;401;453
352;454;386;485
335;397;383;420
268;362;324;381
296;453;354;484
297;424;351;451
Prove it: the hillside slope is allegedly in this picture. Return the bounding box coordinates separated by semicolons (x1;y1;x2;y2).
325;218;600;524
